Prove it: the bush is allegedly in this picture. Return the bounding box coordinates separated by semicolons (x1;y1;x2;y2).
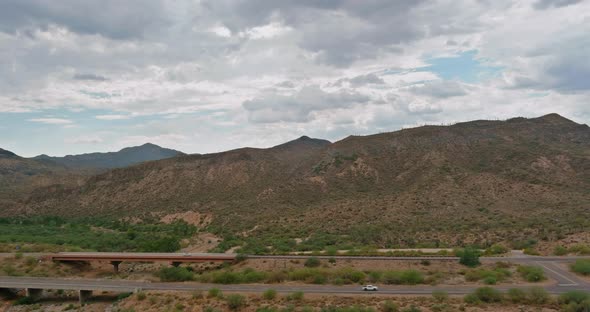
559;291;590;305
262;289;277;300
382;270;424;285
507;288;526;303
286;291;304;301
458;248;481;267
517;265;546;282
226;294;246;310
527;287;549;304
469;287;503;303
485;244;508;255
483;276;497;285
136;291;146;301
571;259;590;276
463;293;480;304
305;257;321;268
116;292;133;301
208;288;223;299
13;296;36;305
432;290;448;303
554;246;568;256
401;306;421;312
381;300;399;312
157;267;194;282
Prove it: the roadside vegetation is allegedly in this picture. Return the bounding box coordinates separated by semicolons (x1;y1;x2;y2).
571;259;590;276
155;266;434;285
0;216;197;252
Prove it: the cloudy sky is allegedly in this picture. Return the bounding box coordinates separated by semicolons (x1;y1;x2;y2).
1;0;589;156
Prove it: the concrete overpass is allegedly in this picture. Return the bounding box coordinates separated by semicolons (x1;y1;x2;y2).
47;252;237;273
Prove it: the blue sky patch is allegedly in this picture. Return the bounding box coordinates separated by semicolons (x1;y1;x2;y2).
419;50;503;83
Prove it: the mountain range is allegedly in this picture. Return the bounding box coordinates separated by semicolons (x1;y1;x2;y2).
4;113;589;248
0;143;184;214
33;143;184;169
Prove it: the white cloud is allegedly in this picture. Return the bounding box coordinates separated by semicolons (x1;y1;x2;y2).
28;118;73;125
95;114;131;120
65;135;103;144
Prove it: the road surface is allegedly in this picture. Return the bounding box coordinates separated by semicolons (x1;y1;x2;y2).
0;275;588;295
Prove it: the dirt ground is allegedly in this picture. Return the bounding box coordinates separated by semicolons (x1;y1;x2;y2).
2;290;563;312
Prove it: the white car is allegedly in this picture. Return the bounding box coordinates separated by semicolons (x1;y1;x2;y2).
362;285;379;291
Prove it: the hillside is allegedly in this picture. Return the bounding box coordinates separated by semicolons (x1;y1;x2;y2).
0;149;89;214
33;143;184;169
18;114;590;249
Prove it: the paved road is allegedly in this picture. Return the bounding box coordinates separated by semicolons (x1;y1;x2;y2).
0;276;588;295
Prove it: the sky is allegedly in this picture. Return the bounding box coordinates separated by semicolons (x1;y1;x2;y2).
0;0;589;157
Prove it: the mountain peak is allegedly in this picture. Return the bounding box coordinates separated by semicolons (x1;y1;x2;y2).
534;113;577;125
272;136;331;150
0;148;18;158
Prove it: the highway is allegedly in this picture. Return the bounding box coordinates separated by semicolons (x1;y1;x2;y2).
0;275;588;295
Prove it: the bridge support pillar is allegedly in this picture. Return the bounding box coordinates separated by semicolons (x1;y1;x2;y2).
171;261;181;267
26;288;42;300
78;290;92;305
111;261;122;273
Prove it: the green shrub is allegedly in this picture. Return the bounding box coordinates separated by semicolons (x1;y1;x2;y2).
485;244;508;255
559;291;590;305
458;248;480;267
571;259;590;276
517;265;546;282
527;287;549;304
483;276;497;285
208;288;223;299
469;287;503;303
286;291;304;301
226;294;246;310
381;300;399;312
13;296;36;305
463;293;480;304
305;257;321;268
157;267;194;282
569;244;590;255
263;289;277;300
523;248;540;256
554;246;568;256
432;290;448;303
382;270;424;285
507;288;526;303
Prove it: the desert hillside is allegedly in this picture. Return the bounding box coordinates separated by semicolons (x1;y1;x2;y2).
12;114;590;248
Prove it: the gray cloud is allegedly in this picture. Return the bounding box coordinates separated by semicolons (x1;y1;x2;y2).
507;34;590;93
243;86;370;123
407;80;470;98
533;0;583;9
73;73;108;81
0;0;168;39
332;73;386;88
202;0;456;66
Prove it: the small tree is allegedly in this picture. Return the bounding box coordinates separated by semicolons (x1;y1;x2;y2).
304;257;321;268
459;248;481;267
